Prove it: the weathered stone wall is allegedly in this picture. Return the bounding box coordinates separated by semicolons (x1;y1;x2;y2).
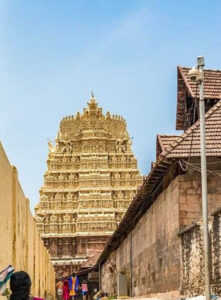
180;224;204;296
180;208;221;297
178;174;221;296
101;173;221;298
0;142;55;299
100;251;117;294
101;176;181;296
212;209;221;295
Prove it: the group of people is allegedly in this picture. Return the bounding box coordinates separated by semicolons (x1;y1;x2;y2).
57;273;88;300
0;268;88;300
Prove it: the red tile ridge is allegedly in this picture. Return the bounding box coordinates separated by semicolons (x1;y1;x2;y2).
179;66;221;73
157;134;181;155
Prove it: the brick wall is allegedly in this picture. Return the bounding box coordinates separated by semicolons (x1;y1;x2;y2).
178;173;221;226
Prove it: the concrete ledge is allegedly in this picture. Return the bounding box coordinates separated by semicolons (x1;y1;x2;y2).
177;223;199;236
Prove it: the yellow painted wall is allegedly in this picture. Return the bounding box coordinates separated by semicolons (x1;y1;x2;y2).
0;142;55;299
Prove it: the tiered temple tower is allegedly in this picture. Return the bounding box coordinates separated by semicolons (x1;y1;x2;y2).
35;95;143;277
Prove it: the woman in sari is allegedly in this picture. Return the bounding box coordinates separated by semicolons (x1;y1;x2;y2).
62;275;69;300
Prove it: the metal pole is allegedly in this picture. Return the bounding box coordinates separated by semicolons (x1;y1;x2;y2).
197;56;211;300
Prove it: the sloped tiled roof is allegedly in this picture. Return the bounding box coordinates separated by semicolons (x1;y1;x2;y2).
157;134;181;153
161;100;221;158
179;66;221;99
97;101;221;265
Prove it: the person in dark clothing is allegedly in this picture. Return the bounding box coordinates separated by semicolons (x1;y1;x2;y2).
10;271;31;300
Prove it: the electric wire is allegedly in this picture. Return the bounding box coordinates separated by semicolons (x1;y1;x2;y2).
179;159;221;177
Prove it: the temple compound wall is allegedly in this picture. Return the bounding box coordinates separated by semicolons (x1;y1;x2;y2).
180;191;221;296
100;173;221;298
0;142;55;300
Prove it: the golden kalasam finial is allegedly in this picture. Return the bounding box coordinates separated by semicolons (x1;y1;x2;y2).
87;91;98;110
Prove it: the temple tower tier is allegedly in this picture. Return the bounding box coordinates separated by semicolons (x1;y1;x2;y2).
35;95;143;277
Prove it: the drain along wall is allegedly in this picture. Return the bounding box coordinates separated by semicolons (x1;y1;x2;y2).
0;143;55;299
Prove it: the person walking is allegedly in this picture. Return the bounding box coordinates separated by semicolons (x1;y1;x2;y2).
69;273;79;300
62;277;69;300
10;271;31;300
56;280;63;300
81;280;88;300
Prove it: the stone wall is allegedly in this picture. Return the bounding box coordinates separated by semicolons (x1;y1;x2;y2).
212;209;221;294
180;208;221;297
100;251;117;294
101;176;181;296
101;173;221;298
180;224;204;296
0;142;55;299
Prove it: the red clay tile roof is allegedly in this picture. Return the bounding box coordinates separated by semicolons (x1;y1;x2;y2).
157;134;181;152
179;66;221;99
161;100;221;158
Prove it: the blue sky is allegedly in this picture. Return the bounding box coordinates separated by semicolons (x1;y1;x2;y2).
0;0;221;211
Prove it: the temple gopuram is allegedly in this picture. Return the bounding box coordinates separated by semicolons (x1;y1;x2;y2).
35;95;143;277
